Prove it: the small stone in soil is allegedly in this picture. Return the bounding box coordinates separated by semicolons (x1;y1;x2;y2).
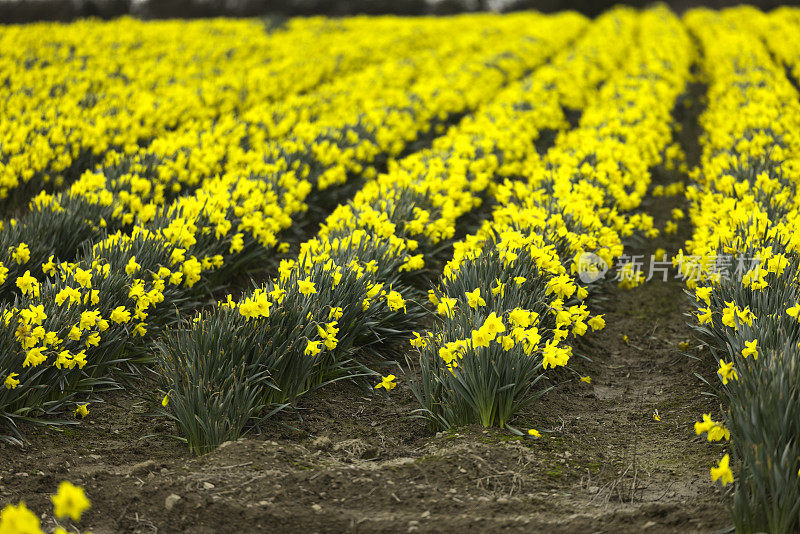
165;493;181;511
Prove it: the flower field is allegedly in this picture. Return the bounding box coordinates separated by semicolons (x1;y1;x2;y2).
1;6;799;533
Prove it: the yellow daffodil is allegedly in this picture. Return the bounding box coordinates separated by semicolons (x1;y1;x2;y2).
465;288;486;309
51;481;90;521
710;454;733;486
375;374;397;391
717;359;738;385
4;373;20;390
297;278;317;296
741;339;758;359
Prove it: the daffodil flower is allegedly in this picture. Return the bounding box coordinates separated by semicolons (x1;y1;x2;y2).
375;374;397;391
52;481;91;521
73;403;90;419
710;454;733;486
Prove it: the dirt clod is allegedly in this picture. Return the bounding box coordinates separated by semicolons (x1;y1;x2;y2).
164;493;181;511
131;459;157;476
311;435;332;450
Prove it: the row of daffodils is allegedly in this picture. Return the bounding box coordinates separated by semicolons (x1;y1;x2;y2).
0;12;585;445
156;7;642;453
679;8;800;533
412;6;692;430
